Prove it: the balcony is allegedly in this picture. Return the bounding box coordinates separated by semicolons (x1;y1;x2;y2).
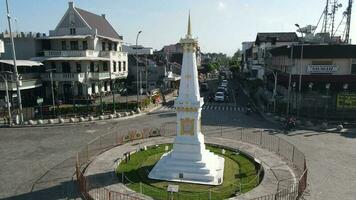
44;50;99;57
100;51;127;59
0;79;42;91
89;72;110;80
41;73;86;82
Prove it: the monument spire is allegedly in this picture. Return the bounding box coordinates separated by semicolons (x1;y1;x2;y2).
187;11;192;37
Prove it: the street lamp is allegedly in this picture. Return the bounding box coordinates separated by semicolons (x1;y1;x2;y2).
112;79;116;113
0;71;13;126
295;23;304;119
6;0;23;124
136;30;142;109
292;82;296;113
46;68;56;117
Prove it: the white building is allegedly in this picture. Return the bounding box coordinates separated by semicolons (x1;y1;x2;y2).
122;45;153;55
37;2;128;102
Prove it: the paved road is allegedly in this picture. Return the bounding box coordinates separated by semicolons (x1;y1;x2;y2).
0;81;356;200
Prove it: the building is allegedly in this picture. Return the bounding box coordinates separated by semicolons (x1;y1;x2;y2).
122;45;153;55
0;60;43;107
244;32;299;79
35;2;128;103
266;44;356;119
0;32;44;60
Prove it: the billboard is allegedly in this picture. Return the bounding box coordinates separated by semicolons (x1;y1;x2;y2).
337;93;356;110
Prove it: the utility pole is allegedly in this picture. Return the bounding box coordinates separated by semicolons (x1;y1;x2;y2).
295;24;304;119
46;69;56;117
136;30;142;109
6;0;23;124
286;45;294;117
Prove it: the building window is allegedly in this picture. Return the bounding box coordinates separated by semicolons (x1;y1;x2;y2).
352;64;356;74
113;62;116;72
114;43;117;51
92;83;95;93
70;41;79;50
102;42;106;51
90;62;94;72
103;62;108;71
108;43;112;51
61;41;66;50
76;62;81;73
123;61;126;71
118;62;122;72
70;28;76;35
62;62;71;73
82;41;88;50
51;62;56;70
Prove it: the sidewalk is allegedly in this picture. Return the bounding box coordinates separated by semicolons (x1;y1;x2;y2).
0;91;178;128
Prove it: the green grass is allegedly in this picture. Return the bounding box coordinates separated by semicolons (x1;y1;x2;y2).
117;144;260;200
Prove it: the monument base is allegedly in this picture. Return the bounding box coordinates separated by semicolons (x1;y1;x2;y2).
148;135;225;185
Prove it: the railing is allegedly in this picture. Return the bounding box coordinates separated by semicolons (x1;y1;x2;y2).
75;126;308;200
100;51;127;58
40;73;86;82
90;72;110;80
44;50;99;57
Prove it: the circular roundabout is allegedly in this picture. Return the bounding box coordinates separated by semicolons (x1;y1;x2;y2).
78;132;306;200
116;144;262;200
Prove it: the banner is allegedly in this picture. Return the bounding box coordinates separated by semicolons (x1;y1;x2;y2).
337;93;356;110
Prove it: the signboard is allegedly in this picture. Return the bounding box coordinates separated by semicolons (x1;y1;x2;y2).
337;93;356;110
307;65;338;74
0;39;4;53
37;98;44;105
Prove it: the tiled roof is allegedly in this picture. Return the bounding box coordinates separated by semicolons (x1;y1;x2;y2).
75;7;122;40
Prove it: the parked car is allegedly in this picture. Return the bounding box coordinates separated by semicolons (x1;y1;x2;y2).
221;80;228;87
214;92;225;102
218;86;228;94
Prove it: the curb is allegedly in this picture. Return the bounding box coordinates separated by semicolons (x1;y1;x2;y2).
0;103;166;129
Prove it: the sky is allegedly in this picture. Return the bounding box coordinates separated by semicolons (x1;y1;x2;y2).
0;0;355;56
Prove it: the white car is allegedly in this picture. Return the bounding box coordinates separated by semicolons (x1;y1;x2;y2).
214;92;225;102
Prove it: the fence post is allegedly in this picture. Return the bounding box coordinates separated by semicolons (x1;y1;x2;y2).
259;130;263;146
116;132;119;145
240;128;243;141
140;182;142;193
277;137;281;154
292;146;295;163
86;144;89;161
109;191;112;200
99;135;102;149
220;125;223;137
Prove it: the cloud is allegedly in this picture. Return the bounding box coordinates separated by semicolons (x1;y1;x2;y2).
217;1;226;11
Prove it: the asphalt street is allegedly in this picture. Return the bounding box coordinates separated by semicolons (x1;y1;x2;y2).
0;82;355;200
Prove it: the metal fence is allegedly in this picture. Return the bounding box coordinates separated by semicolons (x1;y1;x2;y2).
75;125;308;200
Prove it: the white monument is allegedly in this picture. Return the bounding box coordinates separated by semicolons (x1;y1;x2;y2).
148;14;224;185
